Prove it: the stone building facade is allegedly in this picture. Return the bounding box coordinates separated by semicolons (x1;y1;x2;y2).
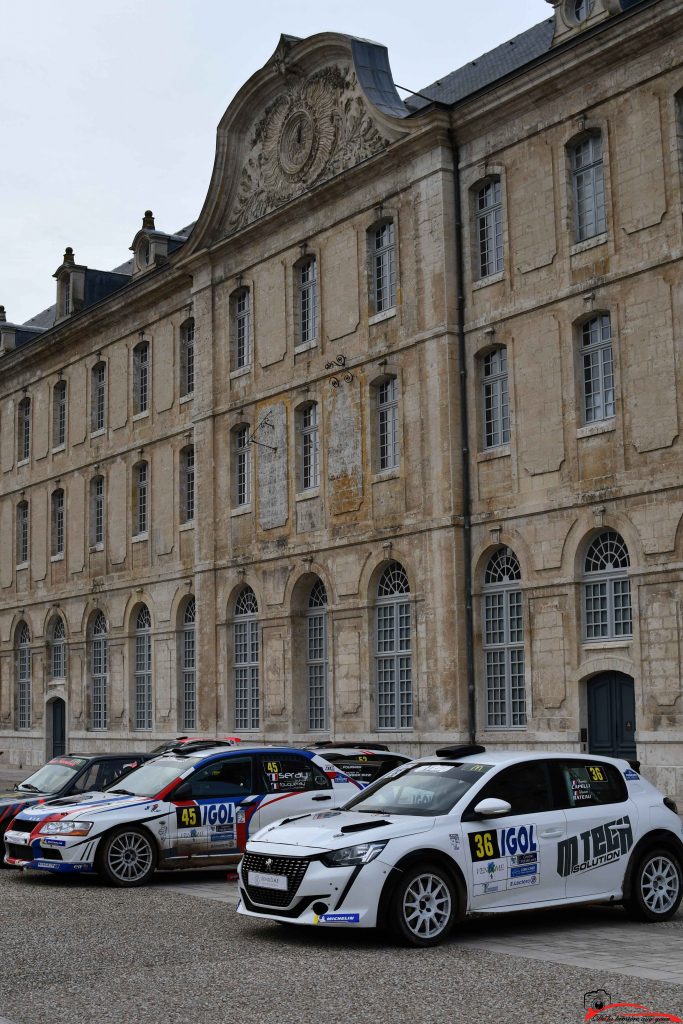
1;0;682;801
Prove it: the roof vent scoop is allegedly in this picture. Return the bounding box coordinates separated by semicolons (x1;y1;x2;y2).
435;743;487;759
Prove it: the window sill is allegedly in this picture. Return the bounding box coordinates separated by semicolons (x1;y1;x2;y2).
90;428;105;440
133;410;150;422
51;444;66;455
231;504;252;517
132;532;149;544
372;466;400;482
483;725;528;732
294;340;318;355
179;520;195;532
368;308;396;326
472;270;505;291
17;458;29;468
89;542;104;552
570;232;607;256
583;638;632;650
295;487;320;501
230;366;251;380
179;393;194;405
50;553;64;563
477;443;510;462
577;419;615;439
16;561;29;571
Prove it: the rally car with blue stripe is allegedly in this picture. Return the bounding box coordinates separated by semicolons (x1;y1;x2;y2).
3;743;360;886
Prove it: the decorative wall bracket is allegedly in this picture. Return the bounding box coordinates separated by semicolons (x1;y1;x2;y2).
249;414;277;451
325;353;354;388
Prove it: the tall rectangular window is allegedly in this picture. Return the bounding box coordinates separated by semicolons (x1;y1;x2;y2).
232;288;251;370
181;320;195;397
134;342;149;415
582;314;614;423
53;380;67;447
572;134;606;242
181;599;196;731
477;179;503;278
134;462;148;536
372;222;396;313
51;489;65;557
297;258;318;346
181;446;195;523
91;363;106;432
91;476;104;546
234;426;251;508
300;403;320;491
18;398;31;462
17;501;29;565
483;347;510;449
377;377;399;471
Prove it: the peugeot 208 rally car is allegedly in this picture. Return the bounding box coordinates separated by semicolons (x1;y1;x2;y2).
3;743;359;885
237;745;683;946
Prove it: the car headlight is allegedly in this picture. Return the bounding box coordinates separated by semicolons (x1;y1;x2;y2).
321;841;387;867
39;820;93;836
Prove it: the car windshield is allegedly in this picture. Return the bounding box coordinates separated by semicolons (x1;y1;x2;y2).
104;757;187;797
344;762;494;817
18;757;89;794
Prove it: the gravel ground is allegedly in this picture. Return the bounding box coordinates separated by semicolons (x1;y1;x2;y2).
0;867;681;1024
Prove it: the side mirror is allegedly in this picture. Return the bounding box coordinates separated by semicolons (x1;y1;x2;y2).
172;782;192;802
473;797;511;818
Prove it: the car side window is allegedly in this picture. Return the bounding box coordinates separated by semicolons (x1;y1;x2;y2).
98;759;140;790
187;757;254;799
259;755;331;793
324;754;405;785
70;764;100;793
465;761;553;818
555;760;627;809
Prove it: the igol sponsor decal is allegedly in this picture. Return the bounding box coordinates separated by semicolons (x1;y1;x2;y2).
469;824;537;862
557;816;633;878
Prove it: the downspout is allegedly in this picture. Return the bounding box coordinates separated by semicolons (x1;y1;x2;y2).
447;122;477;744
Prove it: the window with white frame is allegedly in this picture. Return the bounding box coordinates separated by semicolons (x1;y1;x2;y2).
50;617;66;680
133;461;148;536
90;612;108;730
296;257;318;346
377;376;399;471
231;288;251;370
234;586;259;730
583;530;632;641
482;347;510;449
181;598;196;731
51;488;65;557
233;425;252;508
371;221;396;314
61;275;71;317
581;314;615;424
134;605;153;730
180;319;195;398
16;500;29;565
18;397;30;462
133;341;150;415
90;475;104;547
53;380;67;447
476;179;504;278
91;362;106;432
571;133;606;242
376;562;412;730
298;402;320;491
180;445;195;524
16;622;31;730
483;547;526;728
307;579;328;731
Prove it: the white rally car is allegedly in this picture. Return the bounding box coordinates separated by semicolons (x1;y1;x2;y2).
237;745;683;945
3;743;360;886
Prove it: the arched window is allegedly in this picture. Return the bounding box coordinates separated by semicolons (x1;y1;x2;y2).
482;347;510;449
483;547;526;728
180;319;195;398
376;562;412;729
133;461;149;537
91;361;106;433
307;579;328;731
230;287;251;371
375;376;400;471
570;132;605;242
16;622;31;730
232;425;252;508
297;402;320;491
51;488;65;557
295;256;318;346
18;397;31;462
16;500;29;566
369;220;396;314
90;475;104;547
133;340;150;415
53;380;67;448
476;178;503;279
134;605;153;730
180;445;195;524
90;611;108;730
50;617;66;680
180;597;196;731
572;0;593;23
234;586;259;730
583;530;632;640
581;314;615;424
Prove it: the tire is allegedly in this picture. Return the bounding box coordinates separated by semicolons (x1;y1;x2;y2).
97;826;157;887
389;862;457;947
625;847;682;922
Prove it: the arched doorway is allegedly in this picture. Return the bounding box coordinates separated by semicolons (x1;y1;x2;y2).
50;698;66;757
587;672;636;760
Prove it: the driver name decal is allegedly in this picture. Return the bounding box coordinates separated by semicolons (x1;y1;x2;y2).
557;815;633;877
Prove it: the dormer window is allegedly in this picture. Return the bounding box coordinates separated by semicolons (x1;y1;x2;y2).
564;0;594;25
130;210;171;276
61;275;71;316
136;238;151;272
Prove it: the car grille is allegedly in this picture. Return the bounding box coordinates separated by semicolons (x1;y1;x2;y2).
241;853;310;908
9;819;36;834
7;843;32;861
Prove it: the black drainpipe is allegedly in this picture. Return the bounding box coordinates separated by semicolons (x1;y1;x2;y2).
447;123;476;744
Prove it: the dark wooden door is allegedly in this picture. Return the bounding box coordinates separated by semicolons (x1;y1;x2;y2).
51;699;66;757
587;672;636;760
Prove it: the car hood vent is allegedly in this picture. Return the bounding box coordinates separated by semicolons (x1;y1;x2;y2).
339;819;391;834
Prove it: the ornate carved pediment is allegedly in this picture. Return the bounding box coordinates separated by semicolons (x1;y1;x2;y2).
227;64;391;234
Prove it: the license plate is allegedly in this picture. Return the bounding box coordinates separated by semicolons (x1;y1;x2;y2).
248;870;288;891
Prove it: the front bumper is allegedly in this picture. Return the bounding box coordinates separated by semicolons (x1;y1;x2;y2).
3;828;97;873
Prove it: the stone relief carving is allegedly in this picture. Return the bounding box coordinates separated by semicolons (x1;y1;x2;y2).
227;65;391;233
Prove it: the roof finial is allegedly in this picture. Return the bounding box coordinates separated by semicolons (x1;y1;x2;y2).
63;246;75;265
142;210;155;230
0;306;6;323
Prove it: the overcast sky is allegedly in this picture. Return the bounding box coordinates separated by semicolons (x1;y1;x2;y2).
1;0;551;325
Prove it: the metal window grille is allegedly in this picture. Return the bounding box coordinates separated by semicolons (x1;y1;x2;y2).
134;342;149;414
583;530;632;640
234;289;251;369
376;563;412;729
92;363;106;432
52;489;65;556
181;321;195;396
92;476;104;545
235;426;251;507
91;612;108;730
572;135;606;242
134;606;153;730
135;462;148;535
182;598;196;730
17;622;31;729
298;258;317;345
483;348;510;448
477;180;503;278
483;547;526;728
378;377;399;471
17;501;29;564
54;381;67;447
51;618;66;679
582;314;614;423
373;222;396;313
181;446;195;523
300;403;320;490
19;398;30;461
234;587;259;730
307;580;328;730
